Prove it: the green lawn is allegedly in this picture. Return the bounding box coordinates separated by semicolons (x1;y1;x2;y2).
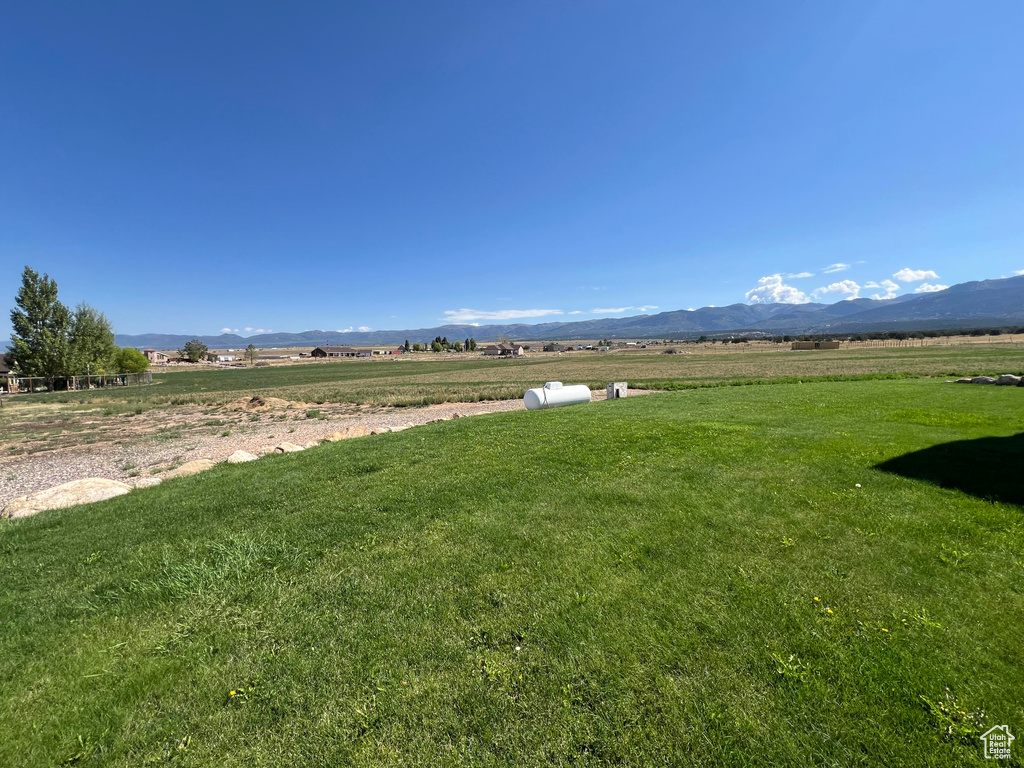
1;379;1022;766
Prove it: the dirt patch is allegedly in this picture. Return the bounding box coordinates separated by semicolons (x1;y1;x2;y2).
225;395;306;412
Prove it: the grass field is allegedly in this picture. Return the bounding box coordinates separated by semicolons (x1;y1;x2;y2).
1;378;1022;765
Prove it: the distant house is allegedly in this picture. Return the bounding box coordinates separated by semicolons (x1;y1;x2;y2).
216;354;236;362
791;341;840;350
483;344;524;357
143;349;171;364
310;346;358;358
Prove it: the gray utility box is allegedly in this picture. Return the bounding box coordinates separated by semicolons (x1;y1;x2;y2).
607;382;628;399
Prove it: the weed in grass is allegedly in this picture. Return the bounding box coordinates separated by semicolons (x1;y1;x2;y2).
920;689;986;743
220;430;231;437
771;653;810;683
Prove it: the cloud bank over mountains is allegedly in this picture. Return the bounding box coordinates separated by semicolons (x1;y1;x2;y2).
745;267;946;305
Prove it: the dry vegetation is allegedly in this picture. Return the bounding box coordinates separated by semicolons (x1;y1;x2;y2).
1;342;1022;459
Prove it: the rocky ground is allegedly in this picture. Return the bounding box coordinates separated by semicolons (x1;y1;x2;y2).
0;389;651;508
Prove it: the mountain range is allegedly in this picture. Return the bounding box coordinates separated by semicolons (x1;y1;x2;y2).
114;275;1024;349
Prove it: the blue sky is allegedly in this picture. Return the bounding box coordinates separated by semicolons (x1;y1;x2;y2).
2;2;1022;336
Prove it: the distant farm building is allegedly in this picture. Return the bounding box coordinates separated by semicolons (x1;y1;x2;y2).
791;341;841;350
483;344;524;357
543;343;566;352
215;355;236;362
143;349;171;364
311;346;358;358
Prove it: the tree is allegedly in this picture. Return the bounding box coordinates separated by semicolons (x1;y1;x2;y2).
404;339;410;352
431;340;443;353
469;337;477;351
245;344;258;365
7;266;71;384
412;343;423;352
497;333;511;345
67;303;117;375
113;347;150;373
454;341;463;352
179;339;208;363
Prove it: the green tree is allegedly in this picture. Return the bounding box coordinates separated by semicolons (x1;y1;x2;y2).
404;339;410;352
245;344;258;365
412;343;422;352
431;340;443;353
7;266;71;385
67;303;117;375
454;341;463;352
113;347;150;373
464;337;470;351
179;339;208;363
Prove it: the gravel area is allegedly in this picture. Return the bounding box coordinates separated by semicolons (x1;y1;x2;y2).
0;389;653;508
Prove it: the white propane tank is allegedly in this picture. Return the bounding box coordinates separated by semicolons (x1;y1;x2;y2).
524;381;592;410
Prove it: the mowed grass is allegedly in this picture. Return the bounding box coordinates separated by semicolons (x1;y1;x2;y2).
1;379;1023;766
12;342;1024;412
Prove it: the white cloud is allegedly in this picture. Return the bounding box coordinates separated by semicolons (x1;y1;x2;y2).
864;279;899;299
443;308;564;322
220;327;232;333
589;305;658;315
357;326;371;332
814;280;861;299
914;282;948;293
822;263;850;274
244;327;253;332
1014;269;1024;275
786;272;814;279
568;310;583;315
745;274;810;305
893;268;939;282
687;308;695;312
337;327;353;333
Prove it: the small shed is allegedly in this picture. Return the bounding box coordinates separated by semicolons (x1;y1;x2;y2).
791;341;840;350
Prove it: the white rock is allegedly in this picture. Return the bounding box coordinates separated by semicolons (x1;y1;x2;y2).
163;459;217;479
2;478;132;519
323;426;371;442
226;450;258;463
131;477;162;489
995;374;1021;386
273;442;305;453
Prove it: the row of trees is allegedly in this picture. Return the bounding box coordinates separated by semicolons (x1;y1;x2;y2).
6;267;149;385
401;337;479;353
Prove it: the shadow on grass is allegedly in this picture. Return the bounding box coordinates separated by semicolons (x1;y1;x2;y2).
876;433;1024;506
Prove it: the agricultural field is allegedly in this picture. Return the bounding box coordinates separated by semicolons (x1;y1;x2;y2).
12;342;1024;411
1;377;1022;766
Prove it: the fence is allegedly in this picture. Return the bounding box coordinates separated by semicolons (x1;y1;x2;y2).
1;371;153;394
